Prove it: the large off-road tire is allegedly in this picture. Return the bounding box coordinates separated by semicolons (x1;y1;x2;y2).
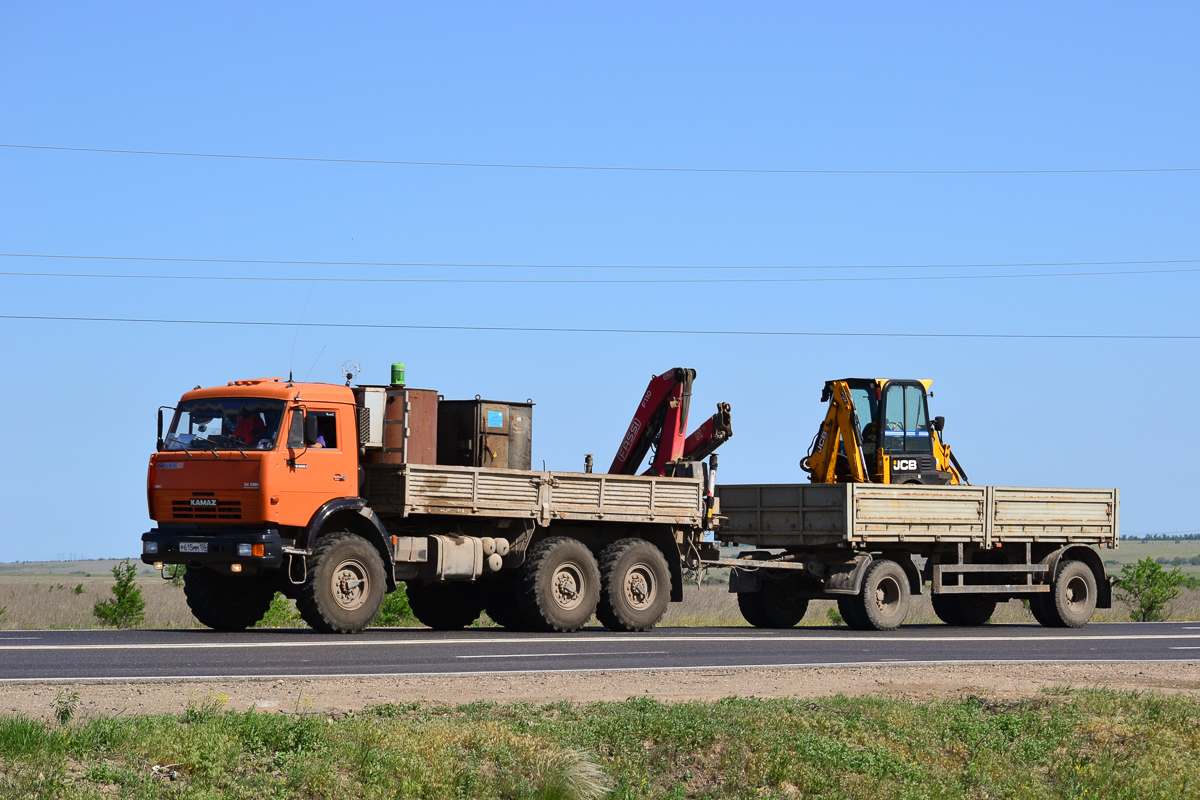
837;596;870;630
931;593;997;626
735;578;809;629
183;566;274;631
296;532;387;634
1028;594;1061;627
597;539;672;632
406;581;485;630
1048;560;1098;628
518;537;600;632
480;575;526;630
852;559;911;631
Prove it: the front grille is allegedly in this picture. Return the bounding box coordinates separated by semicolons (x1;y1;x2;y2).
172;498;242;520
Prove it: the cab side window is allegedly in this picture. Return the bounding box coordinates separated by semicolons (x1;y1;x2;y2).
307;411;338;449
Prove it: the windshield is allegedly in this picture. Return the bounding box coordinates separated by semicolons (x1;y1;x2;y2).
166;398;287;451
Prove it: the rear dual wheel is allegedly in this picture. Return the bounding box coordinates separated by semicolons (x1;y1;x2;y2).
518;537;601;632
597;539;672;632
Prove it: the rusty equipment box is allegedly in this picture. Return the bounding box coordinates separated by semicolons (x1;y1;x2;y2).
356;386;439;465
437;399;533;470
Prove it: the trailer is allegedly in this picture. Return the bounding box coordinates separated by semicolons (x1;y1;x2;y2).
710;482;1118;629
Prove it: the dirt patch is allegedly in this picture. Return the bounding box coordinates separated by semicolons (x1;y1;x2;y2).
3;661;1198;721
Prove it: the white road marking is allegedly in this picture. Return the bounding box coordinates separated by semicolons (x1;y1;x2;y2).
0;637;41;640
1170;646;1200;650
0;632;1198;652
457;650;668;660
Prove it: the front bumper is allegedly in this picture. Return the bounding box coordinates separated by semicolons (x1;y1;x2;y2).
140;528;284;569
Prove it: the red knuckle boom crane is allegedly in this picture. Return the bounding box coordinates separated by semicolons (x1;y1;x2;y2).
608;367;733;477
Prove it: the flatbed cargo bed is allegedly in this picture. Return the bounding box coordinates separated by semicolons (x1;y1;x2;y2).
714;483;1119;549
365;463;706;527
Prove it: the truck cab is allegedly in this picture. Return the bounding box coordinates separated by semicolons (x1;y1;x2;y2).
145;379;359;572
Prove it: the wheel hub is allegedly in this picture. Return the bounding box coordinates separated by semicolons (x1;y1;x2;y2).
623;564;657;610
874;577;901;617
552;562;585;610
331;558;369;611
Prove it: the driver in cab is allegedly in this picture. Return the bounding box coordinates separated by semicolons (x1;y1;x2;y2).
232;408;267;446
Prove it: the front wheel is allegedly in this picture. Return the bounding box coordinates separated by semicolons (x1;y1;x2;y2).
183;567;274;631
296;532;387;633
407;581;485;630
597;538;672;632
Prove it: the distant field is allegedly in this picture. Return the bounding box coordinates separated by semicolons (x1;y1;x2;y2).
3;542;1200;630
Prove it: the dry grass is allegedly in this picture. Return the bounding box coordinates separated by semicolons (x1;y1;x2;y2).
0;575;196;630
5;560;1200;631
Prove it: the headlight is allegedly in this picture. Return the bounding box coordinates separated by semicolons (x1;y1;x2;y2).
144;541;158;554
236;543;253;557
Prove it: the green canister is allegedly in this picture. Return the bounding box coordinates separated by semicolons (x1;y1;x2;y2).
390;363;406;386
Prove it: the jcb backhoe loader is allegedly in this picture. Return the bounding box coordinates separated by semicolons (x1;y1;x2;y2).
800;379;969;485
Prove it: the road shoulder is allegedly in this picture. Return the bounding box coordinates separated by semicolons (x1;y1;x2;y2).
3;661;1199;720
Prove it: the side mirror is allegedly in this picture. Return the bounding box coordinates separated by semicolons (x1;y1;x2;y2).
156;406;174;451
933;416;945;433
287;408;306;449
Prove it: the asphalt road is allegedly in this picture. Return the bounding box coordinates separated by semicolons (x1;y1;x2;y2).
2;622;1198;681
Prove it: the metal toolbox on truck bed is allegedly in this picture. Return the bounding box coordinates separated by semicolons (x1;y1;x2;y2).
715;483;1118;549
365;463;705;526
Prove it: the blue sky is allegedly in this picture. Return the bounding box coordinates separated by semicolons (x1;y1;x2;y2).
1;3;1197;560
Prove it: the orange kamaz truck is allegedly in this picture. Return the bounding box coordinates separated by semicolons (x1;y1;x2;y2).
142;367;731;634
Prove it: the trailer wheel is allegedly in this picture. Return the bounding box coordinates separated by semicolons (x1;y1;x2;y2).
1028;595;1060;627
406;581;485;630
931;593;997;626
183;567;274;631
736;579;809;629
518;537;600;632
837;596;869;630
296;532;387;634
1048;560;1097;628
597;539;672;632
853;559;910;631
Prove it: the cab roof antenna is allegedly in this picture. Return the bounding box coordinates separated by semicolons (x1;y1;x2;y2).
342;360;361;386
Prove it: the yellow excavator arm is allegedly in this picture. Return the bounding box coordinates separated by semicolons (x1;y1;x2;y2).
800;380;870;483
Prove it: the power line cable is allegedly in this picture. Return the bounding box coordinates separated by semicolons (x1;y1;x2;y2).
3;266;1198;285
2;142;1198;175
2;252;1198;272
1;314;1195;340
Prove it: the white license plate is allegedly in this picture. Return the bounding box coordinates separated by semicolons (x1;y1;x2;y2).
179;542;208;553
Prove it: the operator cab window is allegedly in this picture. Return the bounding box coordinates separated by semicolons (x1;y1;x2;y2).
882;384;932;454
849;386;879;458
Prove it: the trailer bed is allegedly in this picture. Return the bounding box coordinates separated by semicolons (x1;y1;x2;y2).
715;483;1118;549
366;463;706;526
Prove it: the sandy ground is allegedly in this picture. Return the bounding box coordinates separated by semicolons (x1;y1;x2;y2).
4;661;1199;721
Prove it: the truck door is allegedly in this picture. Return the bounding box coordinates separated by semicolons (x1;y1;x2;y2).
273;405;358;527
